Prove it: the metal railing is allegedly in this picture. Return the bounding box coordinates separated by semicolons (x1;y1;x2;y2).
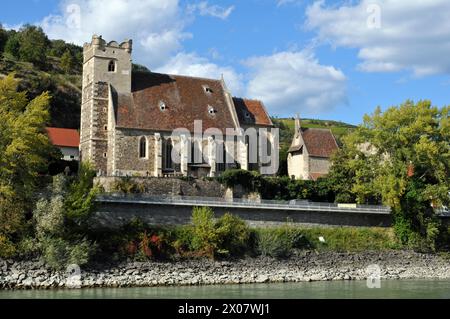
96;193;392;215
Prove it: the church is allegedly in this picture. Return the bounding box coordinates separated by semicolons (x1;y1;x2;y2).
80;35;275;178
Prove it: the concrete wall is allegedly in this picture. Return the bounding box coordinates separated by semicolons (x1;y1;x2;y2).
92;200;393;229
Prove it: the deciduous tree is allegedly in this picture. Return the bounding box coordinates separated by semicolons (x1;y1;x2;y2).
329;100;449;249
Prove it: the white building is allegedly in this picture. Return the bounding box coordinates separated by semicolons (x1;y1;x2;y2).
287;117;339;181
46;127;80;161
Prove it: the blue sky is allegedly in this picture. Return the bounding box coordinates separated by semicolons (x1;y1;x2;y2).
1;0;449;125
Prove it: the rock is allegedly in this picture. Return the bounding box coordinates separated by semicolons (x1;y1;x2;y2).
256;275;269;283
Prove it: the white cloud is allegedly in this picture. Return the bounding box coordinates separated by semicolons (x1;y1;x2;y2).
189;1;235;20
244;50;347;115
306;0;450;76
40;0;189;68
156;52;244;95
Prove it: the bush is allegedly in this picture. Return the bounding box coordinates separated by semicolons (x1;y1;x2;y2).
16;237;40;259
41;237;95;270
220;169;262;193
191;207;219;257
216;213;251;256
172;226;194;255
0;198;26;237
190;207;251;258
64;162;100;223
255;227;306;258
0;234;16;258
34;196;65;238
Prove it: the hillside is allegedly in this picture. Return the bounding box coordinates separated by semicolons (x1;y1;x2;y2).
0;55;82;129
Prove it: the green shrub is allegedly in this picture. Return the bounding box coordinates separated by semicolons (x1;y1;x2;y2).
64;162;100;223
255;227;307;258
220;169;262;193
216;213;251;256
190;207;252;258
41;237;96;270
191;207;219;257
256;229;291;258
172;226;194;255
16;237;40;258
0;234;16;258
34;196;65;238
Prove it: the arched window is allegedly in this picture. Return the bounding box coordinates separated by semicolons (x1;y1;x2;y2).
108;60;116;72
139;137;147;159
163;138;174;170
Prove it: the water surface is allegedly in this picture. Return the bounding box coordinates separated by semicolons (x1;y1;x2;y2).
1;280;449;299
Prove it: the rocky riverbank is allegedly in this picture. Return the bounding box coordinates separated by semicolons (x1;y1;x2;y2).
1;251;449;290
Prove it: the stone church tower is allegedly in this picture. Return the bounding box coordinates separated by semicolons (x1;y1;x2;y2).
80;35;133;174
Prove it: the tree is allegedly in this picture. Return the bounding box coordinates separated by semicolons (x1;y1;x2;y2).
0;25;8;53
329;100;449;250
17;25;49;67
60;50;74;74
0;74;53;238
4;32;20;59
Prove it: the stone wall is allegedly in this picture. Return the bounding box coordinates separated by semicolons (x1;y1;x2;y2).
95;176;226;197
92;200;393;229
114;129;157;176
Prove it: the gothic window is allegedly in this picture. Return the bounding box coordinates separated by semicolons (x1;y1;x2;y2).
163;139;174;170
139;137;147;159
108;60;116;72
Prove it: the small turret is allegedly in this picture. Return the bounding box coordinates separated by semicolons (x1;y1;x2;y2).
121;39;133;54
91;34;105;49
295;114;301;135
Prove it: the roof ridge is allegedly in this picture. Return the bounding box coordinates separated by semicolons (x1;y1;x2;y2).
142;71;222;83
233;97;262;103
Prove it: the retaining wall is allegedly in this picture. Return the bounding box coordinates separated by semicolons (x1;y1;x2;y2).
92;199;393;229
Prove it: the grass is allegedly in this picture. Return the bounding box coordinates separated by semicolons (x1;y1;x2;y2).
277;118;356;141
299;227;399;252
254;226;399;254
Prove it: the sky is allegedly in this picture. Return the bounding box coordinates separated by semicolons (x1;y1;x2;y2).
1;0;449;125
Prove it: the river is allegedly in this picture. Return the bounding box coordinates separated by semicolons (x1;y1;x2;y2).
0;280;449;299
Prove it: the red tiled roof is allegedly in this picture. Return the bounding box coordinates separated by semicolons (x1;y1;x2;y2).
116;72;238;133
233;98;273;127
301;128;338;158
46;128;80;148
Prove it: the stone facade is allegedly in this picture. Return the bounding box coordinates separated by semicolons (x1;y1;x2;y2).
95;176;226;197
80;35;275;178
